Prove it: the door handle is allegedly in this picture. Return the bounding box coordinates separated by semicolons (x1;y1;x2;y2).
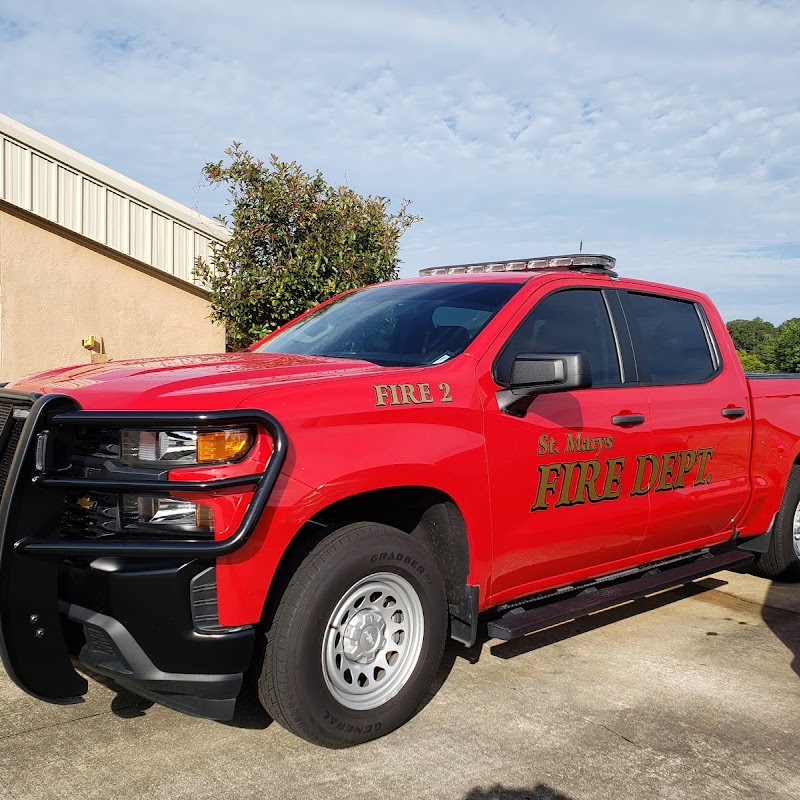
611;414;646;426
721;407;746;419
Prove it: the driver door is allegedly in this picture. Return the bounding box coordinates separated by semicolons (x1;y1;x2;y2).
480;286;652;604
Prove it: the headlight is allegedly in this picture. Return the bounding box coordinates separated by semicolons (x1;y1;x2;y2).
119;428;253;467
122;495;215;537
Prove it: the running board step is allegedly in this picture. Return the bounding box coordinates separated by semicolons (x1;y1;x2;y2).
487;550;753;641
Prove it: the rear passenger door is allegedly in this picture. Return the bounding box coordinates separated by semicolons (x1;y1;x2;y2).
619;290;752;554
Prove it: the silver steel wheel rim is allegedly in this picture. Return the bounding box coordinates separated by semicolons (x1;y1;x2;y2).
793;499;800;559
322;572;425;711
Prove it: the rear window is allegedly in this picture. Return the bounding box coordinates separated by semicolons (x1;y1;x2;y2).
624;292;716;384
256;281;522;367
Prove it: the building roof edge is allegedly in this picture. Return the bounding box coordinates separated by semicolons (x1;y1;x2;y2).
0;113;230;242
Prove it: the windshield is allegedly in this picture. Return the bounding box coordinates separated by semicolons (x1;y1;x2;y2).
255;281;522;367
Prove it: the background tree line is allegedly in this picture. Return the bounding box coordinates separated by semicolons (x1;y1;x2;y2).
727;317;800;373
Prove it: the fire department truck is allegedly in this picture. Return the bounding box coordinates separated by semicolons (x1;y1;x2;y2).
1;254;798;747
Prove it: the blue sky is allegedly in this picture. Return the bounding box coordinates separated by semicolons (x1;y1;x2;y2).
1;0;799;323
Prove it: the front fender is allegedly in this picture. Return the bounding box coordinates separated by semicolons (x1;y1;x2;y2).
217;400;491;625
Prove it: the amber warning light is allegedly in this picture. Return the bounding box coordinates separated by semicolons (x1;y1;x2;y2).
418;253;617;277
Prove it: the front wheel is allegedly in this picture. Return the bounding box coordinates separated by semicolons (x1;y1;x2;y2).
754;466;800;581
257;522;448;747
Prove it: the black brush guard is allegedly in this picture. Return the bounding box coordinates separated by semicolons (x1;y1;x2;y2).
0;390;287;704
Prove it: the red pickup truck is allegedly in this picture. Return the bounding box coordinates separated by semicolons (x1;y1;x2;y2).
1;254;798;747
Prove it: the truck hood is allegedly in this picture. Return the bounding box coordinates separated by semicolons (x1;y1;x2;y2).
11;352;384;410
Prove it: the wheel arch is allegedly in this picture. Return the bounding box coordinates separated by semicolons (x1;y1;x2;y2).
310;486;470;606
259;486;472;631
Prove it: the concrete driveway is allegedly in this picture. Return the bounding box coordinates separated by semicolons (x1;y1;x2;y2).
1;570;799;800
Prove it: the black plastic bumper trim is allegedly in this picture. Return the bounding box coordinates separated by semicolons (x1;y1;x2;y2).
66;603;244;721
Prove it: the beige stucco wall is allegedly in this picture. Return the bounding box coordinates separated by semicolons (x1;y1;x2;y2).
0;203;225;382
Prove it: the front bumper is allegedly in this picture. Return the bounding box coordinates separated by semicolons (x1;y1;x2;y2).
0;390;285;719
60;558;254;720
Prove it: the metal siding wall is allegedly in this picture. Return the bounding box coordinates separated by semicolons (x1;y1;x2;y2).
31;154;57;221
57;166;81;232
0;118;227;288
129;201;151;264
106;190;128;253
173;222;193;282
56;164;81;231
152;212;172;273
3;139;30;209
81;179;106;244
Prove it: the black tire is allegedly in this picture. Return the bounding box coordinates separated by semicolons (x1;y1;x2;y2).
257;522;448;747
754;466;800;581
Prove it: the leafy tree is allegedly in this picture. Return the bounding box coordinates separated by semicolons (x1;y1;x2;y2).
772;318;800;374
736;349;767;373
726;317;777;369
195;143;421;350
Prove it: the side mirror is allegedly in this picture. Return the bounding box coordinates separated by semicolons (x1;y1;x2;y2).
497;352;592;416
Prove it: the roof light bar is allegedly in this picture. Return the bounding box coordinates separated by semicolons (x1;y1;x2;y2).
419;253;616;277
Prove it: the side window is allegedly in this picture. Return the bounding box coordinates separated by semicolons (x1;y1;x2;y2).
499;289;622;387
624;292;716;384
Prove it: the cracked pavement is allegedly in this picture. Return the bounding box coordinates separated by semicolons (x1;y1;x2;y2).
1;570;799;800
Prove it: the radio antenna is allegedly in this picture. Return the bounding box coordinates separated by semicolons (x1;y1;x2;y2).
579;225;584;254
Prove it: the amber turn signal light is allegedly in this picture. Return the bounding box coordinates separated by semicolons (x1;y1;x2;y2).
197;429;252;463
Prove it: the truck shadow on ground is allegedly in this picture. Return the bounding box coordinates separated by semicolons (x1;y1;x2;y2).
463;784;574;800
453;577;727;664
109;690;153;718
80;672;154;719
761;580;800;679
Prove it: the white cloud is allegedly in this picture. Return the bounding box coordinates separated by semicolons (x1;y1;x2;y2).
1;0;799;322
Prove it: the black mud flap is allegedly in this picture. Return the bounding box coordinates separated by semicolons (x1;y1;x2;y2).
0;393;87;702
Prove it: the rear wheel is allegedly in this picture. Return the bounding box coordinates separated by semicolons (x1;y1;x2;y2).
755;466;800;581
257;522;448;747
